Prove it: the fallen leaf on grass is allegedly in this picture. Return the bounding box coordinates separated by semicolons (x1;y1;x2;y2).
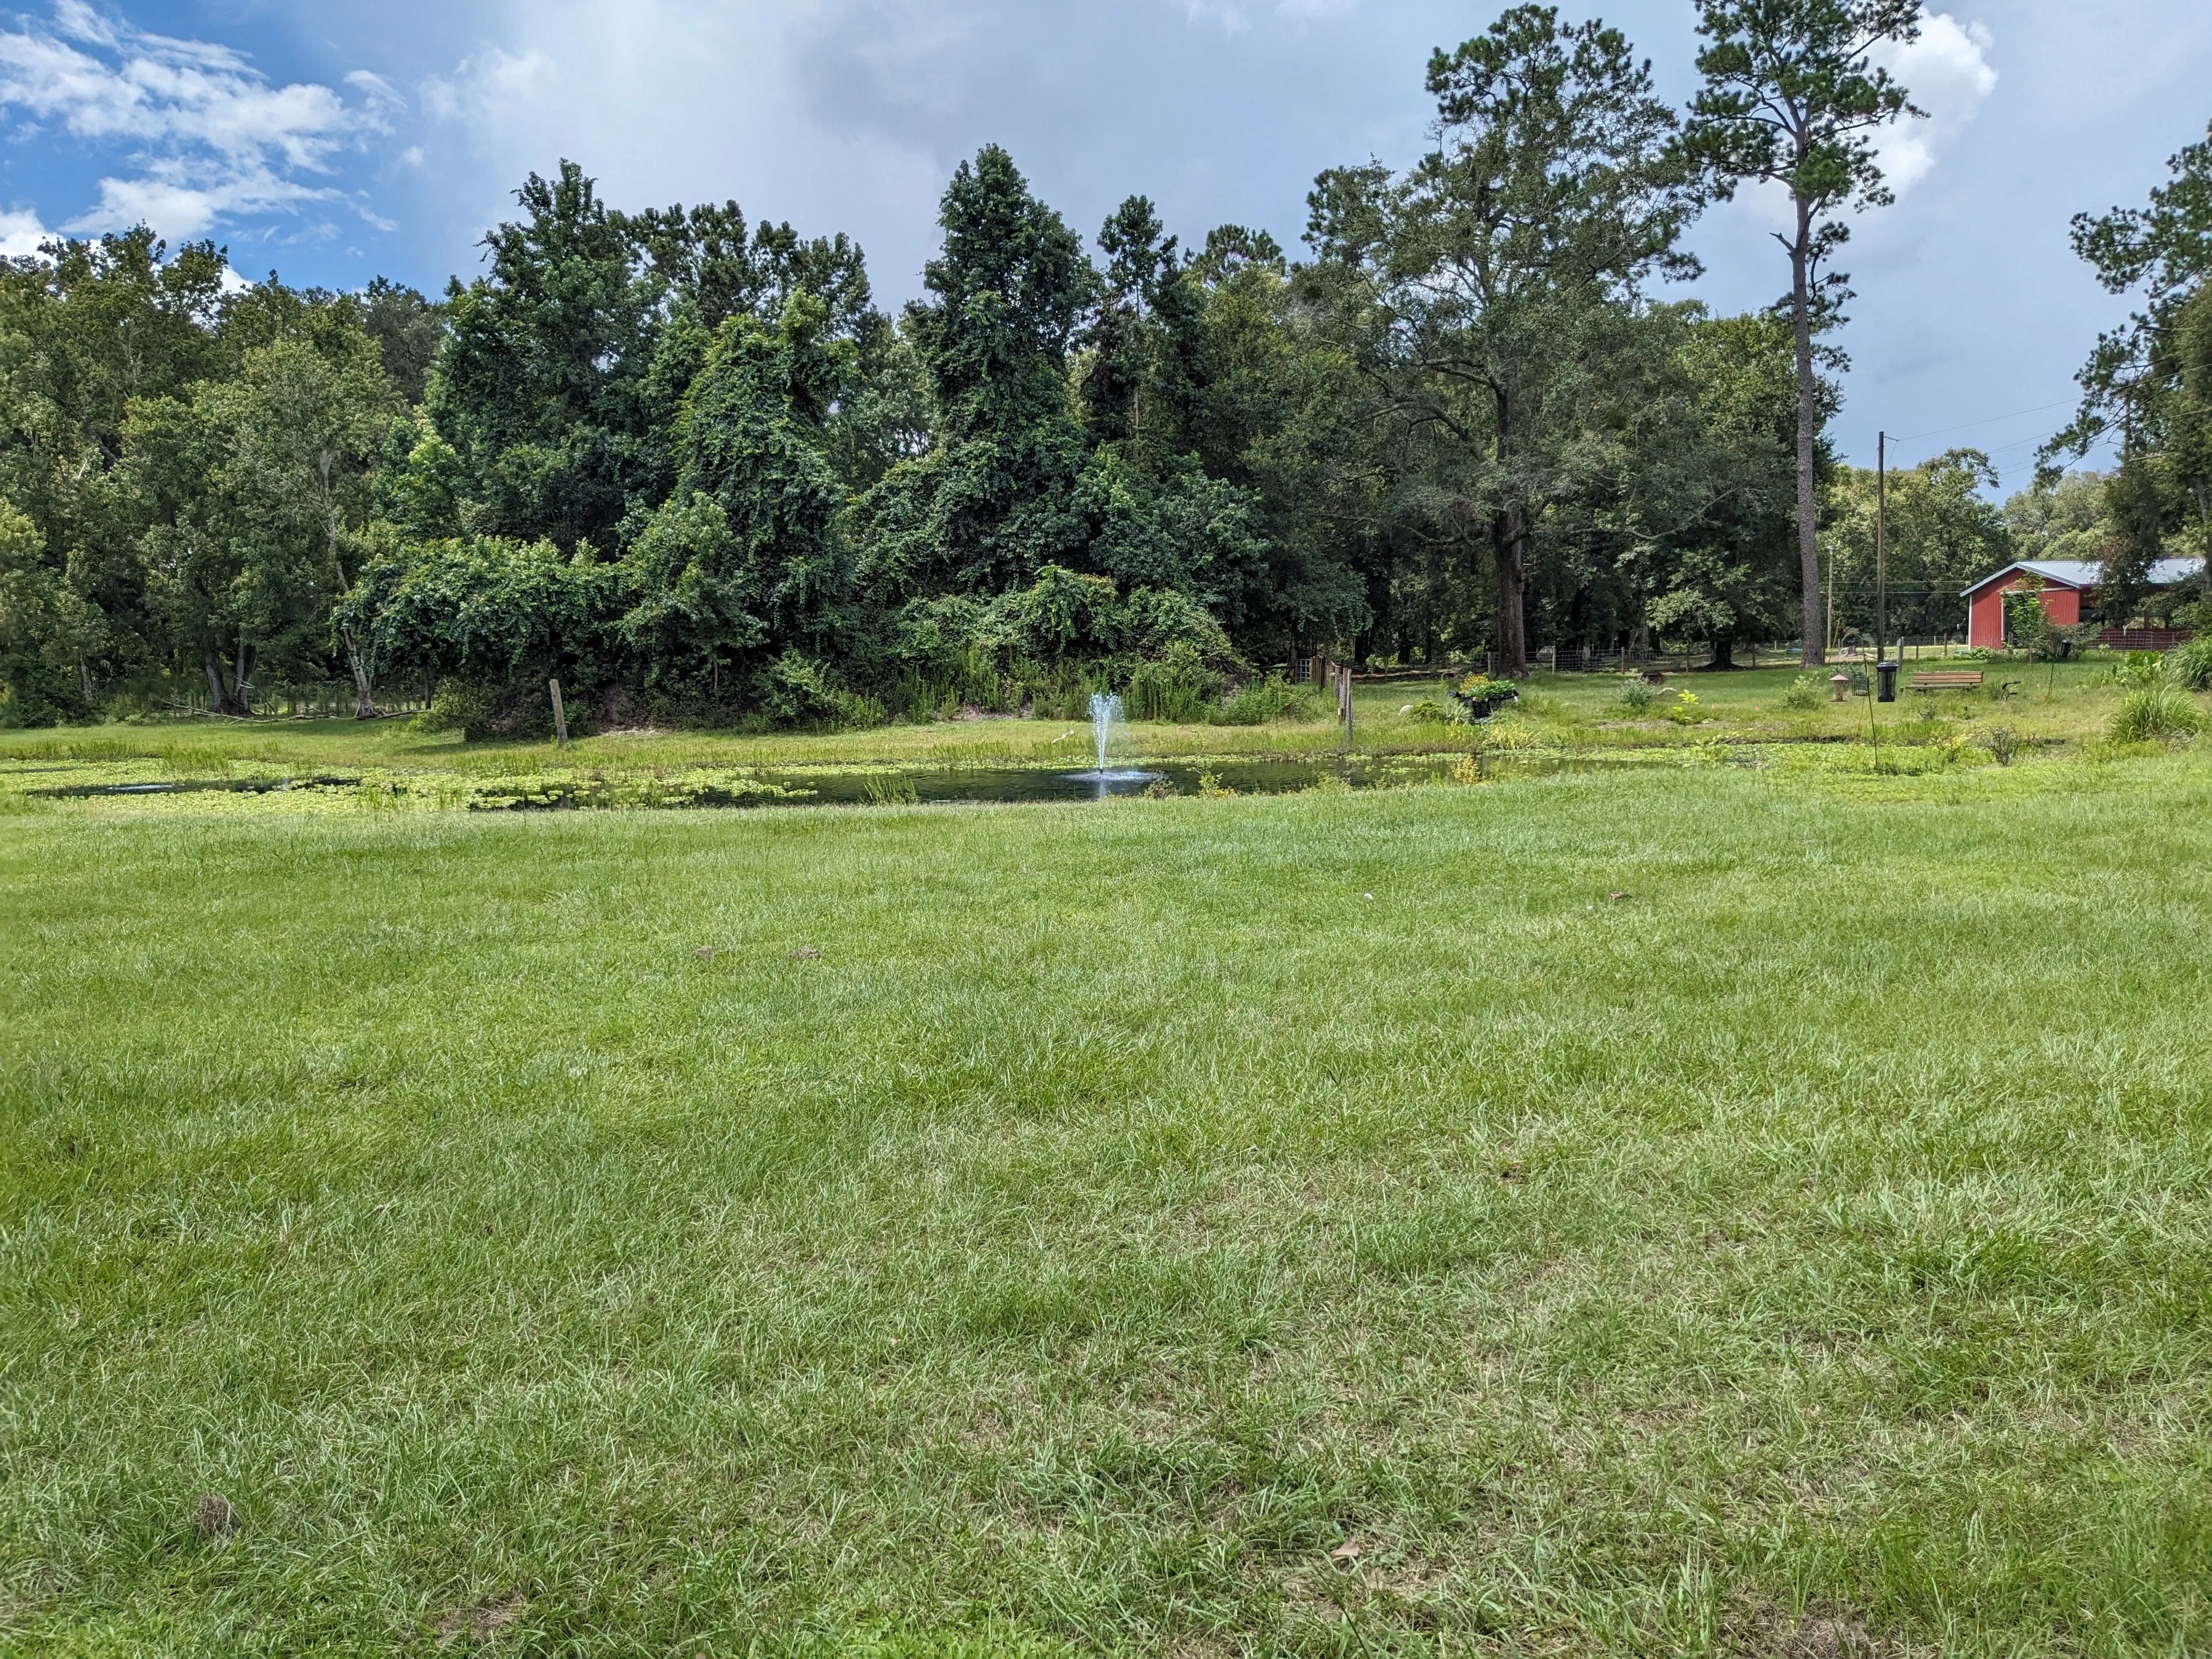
435;1589;525;1643
791;947;821;960
1608;890;1630;902
692;947;716;961
191;1494;238;1539
1329;1541;1363;1565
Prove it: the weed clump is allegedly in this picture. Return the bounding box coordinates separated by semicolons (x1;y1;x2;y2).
2165;636;2212;692
2110;684;2205;744
1214;674;1323;726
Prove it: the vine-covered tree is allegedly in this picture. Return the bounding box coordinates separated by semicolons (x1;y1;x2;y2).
619;296;855;698
857;145;1095;598
428;162;664;551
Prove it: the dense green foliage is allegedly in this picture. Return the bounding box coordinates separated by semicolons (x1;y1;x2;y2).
0;10;1810;730
1819;448;2010;642
3;11;2207;729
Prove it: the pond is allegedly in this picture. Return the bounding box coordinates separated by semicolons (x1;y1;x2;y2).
24;747;1712;811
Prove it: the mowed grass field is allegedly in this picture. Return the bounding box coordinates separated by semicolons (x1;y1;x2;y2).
3;754;2210;1655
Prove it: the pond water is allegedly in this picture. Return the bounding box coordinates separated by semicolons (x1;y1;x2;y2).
27;748;1707;810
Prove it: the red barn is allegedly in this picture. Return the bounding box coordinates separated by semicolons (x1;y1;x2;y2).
1963;557;2205;650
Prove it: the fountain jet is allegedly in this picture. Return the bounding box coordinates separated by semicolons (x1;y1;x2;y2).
1061;690;1158;789
1088;691;1122;772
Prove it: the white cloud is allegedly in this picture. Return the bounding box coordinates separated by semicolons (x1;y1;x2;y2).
1869;11;1998;195
420;47;546;126
416;3;941;290
0;206;54;257
0;1;393;241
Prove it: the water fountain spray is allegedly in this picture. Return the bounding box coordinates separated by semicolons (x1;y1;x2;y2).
1087;691;1123;772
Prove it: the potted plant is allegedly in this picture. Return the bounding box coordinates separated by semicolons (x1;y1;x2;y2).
1451;674;1520;720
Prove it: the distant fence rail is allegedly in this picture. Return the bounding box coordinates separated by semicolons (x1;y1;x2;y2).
1285;639;2016;680
2096;627;2195;652
153;679;436;720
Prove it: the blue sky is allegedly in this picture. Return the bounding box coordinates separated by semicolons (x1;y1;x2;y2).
4;0;2209;490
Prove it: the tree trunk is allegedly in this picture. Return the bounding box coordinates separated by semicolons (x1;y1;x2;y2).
1494;505;1530;679
2196;482;2211;604
232;638;256;714
1711;635;1737;670
343;630;378;719
1791;200;1824;667
320;451;379;718
204;652;232;715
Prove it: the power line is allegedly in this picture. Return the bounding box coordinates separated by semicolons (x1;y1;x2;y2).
1887;399;2077;445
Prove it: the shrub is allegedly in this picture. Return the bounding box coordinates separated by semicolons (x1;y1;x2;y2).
2167;636;2212;692
1214;674;1323;725
753;652;882;730
1126;641;1222;723
1984;725;2022;765
1664;689;1704;725
2109;684;2207;744
409;677;568;741
1405;698;1456;726
1781;674;1824;710
412;679;484;736
2117;651;2166;690
1615;678;1658;713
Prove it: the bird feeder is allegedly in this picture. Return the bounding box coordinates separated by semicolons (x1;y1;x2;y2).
1830;674;1849;703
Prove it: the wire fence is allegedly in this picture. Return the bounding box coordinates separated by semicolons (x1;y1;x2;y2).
151;679;438;721
1295;639;1995;681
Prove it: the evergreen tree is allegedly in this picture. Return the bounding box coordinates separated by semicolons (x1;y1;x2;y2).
1685;0;1924;666
2045;122;2212;621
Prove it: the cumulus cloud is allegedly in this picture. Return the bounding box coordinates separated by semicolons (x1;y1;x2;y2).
1869;11;1998;195
0;1;392;239
397;0;1428;300
0;206;55;257
415;2;944;288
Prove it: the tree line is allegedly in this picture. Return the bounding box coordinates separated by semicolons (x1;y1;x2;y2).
0;1;2199;730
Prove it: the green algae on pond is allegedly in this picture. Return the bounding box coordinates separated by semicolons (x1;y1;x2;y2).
11;737;1974;815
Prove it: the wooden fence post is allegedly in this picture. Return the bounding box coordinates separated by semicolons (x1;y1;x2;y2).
549;679;569;746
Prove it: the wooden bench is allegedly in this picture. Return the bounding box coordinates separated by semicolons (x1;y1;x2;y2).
1910;670;1984;693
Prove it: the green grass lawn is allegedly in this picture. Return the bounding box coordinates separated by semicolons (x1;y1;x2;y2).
4;752;2210;1655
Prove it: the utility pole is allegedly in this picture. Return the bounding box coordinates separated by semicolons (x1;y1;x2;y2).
1824;533;1837;658
1876;432;1889;666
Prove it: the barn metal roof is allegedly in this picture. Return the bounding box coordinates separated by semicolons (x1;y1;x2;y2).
1962;557;2205;597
